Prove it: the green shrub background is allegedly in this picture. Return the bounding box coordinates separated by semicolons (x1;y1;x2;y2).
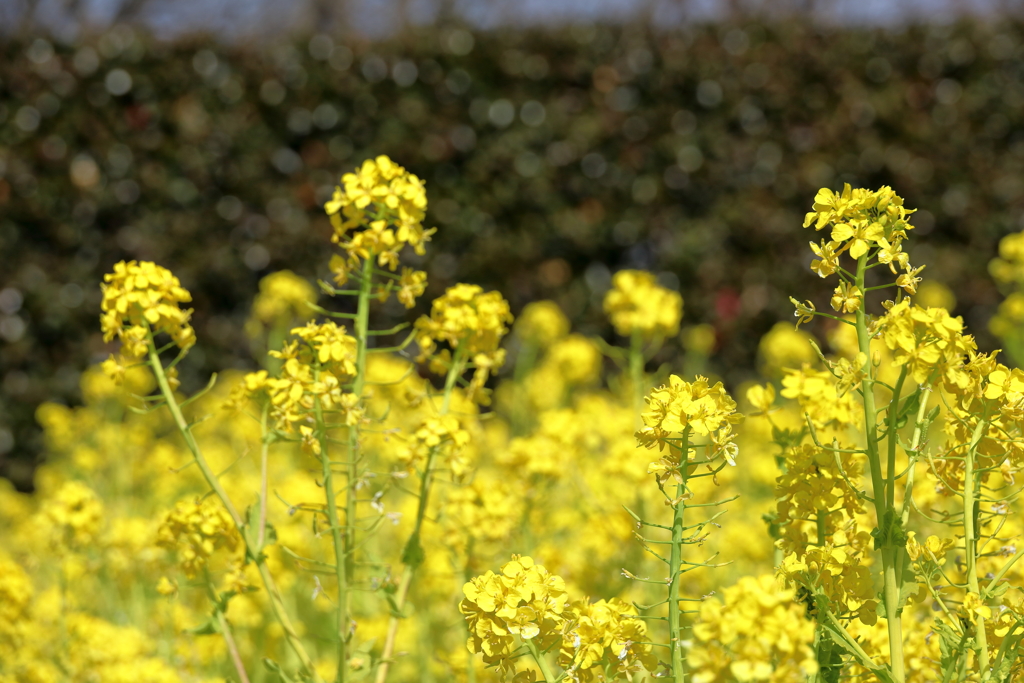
1;20;1021;486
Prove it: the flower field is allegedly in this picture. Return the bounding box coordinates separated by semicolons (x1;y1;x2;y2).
3;152;1024;682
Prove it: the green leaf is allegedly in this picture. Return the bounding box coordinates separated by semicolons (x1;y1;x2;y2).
894;389;921;430
401;531;425;568
186;617;220;636
815;630;844;683
262;658;299;683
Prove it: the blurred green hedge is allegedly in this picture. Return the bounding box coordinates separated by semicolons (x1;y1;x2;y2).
2;20;1022;487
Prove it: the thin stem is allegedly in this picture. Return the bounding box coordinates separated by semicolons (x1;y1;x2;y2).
316;368;349;683
525;638;557;682
668;428;691;683
854;255;905;683
146;333;323;683
258;404;270;549
963;417;990;677
204;569;252;683
335;255;376;683
374;347;467;683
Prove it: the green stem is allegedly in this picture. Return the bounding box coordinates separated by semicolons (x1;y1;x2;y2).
316;375;348;683
963;418;990;678
525;638;557;682
204;569;252;683
853;255;905;683
374;348;467;683
332;256;377;683
146;333;324;683
886;367;907;510
668;427;691;683
258;404;270;550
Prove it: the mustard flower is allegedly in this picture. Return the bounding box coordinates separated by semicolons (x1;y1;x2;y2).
415;283;514;402
758;322;816;376
543;334;602;385
878;299;974;385
603;270;683;339
156;498;240;579
38;481;105;552
461;556;570;677
990;231;1024;286
802;184;921;288
0;557;33;645
325;155;435;282
100;261;195;357
690;574;819;682
515;300;570;347
638;374;741;442
244;270;317;338
558;598;657;681
780;365;858;428
830;281;862;314
396;414;473;479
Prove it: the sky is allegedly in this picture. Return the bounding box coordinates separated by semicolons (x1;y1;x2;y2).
1;0;1017;41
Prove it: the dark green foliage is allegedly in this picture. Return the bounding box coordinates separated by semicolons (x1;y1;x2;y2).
1;20;1021;487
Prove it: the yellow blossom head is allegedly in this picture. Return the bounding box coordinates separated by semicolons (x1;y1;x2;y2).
801;184;921;295
324;155;435;283
245;270;317;337
515;300;570;347
415;284;514;403
38;481;104;552
99;261;195;371
603;270;683;339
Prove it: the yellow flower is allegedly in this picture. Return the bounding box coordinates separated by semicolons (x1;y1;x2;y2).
99;261;195;382
790;298;816;328
809;239;841;278
690;575;818;682
515;301;570;347
156;499;240;579
325;155;435;281
962;592;992;622
830;220;884;260
415;284;513;403
461;556;570;677
830;281;861;313
397;267;428;308
38;481;105;552
603;270;683;339
245;270;317;337
745;383;775;415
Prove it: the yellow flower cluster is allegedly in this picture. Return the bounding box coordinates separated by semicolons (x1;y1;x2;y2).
780;365;859;428
879;300;975;385
802;184;922;295
227;321;362;440
100;260;196;365
415;283;514;402
0;557;32;646
460;556;569;676
636;375;742;476
690;574;819;682
397;415;473;479
779;530;878;625
325;155;433;283
558;598;656;681
603;270;683;339
442;478;523;555
516;301;571;347
156;498;240;579
245;270;317;337
990;231;1024;286
774;444;864;557
37;480;104;551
